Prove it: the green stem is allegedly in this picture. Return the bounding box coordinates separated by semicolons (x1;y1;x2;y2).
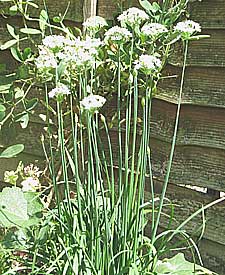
151;40;189;243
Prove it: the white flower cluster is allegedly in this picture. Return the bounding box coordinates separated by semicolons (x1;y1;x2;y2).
80;95;106;111
24;164;41;178
21;177;40;192
48;83;70;99
64;37;102;68
135;54;161;74
36;34;103;73
105;26;132;43
42;35;69;51
83;16;108;30
118;7;148;27
35;46;57;70
174;20;201;35
141;23;168;37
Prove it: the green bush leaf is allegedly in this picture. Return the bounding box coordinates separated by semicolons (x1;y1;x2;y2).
0;104;6;112
39;10;48;32
11;47;22;62
20;28;41;35
6;24;19;40
0;83;11;93
0;144;24;158
155;253;213;275
0;187;29;228
24;192;43;216
0;39;18;50
139;0;153;12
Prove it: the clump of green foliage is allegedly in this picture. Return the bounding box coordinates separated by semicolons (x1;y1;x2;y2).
0;0;221;274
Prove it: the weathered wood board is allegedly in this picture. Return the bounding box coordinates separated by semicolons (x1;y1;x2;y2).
0;0;83;22
158;65;225;107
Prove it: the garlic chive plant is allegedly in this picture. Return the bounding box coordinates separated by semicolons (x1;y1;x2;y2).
0;0;221;274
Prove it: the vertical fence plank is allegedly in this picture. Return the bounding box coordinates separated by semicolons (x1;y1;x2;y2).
83;0;98;22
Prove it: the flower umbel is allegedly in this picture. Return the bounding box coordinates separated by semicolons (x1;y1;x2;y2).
80;95;106;111
118;7;149;27
21;177;40;192
141;23;168;38
49;83;70;101
42;35;68;51
105;26;132;44
83;16;108;31
174;20;201;37
135;54;161;74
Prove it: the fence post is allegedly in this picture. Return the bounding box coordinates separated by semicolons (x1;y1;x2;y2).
83;0;98;22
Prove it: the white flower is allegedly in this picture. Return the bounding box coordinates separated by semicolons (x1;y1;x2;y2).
80;95;106;111
64;37;102;68
105;26;132;42
135;54;161;74
36;46;58;69
21;177;40;192
83;16;108;30
117;7;149;27
174;20;201;35
24;164;41;178
141;23;168;37
42;35;68;50
48;83;70;98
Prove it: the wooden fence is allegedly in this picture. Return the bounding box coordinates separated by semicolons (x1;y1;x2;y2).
1;0;225;274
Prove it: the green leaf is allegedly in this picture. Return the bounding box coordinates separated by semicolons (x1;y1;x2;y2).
53;16;62;23
0;187;29;228
15;112;29;128
11;47;22;62
1;228;28;249
9;5;18;13
23;47;32;60
0;144;24;158
25;98;38;111
0;104;6;112
155;253;213;275
0;83;11;93
6;24;19;40
20;28;42;35
0;39;18;50
15;87;25;99
24;192;43;216
39;9;48;32
139;0;153;12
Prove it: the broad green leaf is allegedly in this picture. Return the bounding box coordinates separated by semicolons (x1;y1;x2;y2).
15;112;29;128
0;144;24;158
7;24;19;40
0;104;6;112
0;187;29;228
39;9;48;32
2;228;28;249
11;47;22;62
20;28;42;35
139;0;153;12
24;192;43;216
155;253;213;275
25;98;38;111
23;47;32;60
0;104;6;121
0;83;11;93
9;5;18;13
15;87;25;99
0;39;18;50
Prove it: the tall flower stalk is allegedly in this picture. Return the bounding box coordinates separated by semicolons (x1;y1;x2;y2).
2;1;214;274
